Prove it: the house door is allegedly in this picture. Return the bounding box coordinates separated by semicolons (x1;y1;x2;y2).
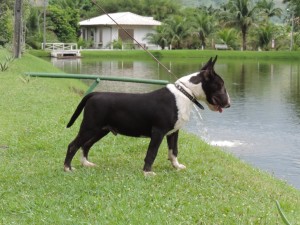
118;29;134;43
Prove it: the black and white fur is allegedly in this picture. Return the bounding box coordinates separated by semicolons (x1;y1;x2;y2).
64;56;230;175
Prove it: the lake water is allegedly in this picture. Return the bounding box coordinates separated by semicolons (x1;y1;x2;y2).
51;57;300;189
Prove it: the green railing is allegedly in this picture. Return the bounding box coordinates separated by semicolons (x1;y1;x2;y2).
25;72;169;95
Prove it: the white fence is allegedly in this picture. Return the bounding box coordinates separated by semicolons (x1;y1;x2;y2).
42;43;78;51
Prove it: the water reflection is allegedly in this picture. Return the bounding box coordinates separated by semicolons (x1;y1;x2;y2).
52;57;300;189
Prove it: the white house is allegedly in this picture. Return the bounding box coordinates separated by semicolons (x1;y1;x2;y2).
79;12;161;49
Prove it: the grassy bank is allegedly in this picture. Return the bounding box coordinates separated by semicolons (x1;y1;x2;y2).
1;49;300;224
29;49;300;61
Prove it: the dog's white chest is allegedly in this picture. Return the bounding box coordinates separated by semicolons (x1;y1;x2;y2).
167;84;193;134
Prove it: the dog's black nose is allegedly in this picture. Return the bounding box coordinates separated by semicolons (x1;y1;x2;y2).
224;103;230;108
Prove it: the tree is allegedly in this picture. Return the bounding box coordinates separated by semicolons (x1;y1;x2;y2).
144;26;168;49
49;0;93;17
217;28;239;49
189;9;216;49
162;15;190;49
221;0;259;50
283;0;300;18
47;5;80;42
141;0;180;20
256;23;276;50
0;4;13;46
257;0;282;19
89;0;180;21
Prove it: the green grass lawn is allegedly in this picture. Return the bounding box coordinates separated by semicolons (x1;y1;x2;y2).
1;49;300;224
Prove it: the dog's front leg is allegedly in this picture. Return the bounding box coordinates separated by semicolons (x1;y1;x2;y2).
143;128;165;176
167;131;186;170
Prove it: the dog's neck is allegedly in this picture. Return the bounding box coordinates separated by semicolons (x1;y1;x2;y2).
175;73;206;101
174;83;204;110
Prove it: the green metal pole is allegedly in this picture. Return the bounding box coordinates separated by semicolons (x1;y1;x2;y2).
85;77;101;95
25;72;169;85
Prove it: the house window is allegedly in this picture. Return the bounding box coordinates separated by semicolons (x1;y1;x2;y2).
118;29;133;43
82;28;86;39
99;29;103;43
90;29;94;41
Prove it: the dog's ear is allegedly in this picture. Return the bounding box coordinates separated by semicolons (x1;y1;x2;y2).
200;57;213;71
200;56;217;71
190;56;218;84
212;55;218;67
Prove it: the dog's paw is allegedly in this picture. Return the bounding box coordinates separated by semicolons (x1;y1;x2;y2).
64;166;75;172
143;171;157;176
169;157;186;170
82;161;96;167
175;163;186;170
81;157;97;167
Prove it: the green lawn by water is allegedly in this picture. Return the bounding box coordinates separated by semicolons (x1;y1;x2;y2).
1;49;300;224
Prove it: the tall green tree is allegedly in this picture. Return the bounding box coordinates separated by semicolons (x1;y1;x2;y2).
283;0;300;17
257;0;282;19
221;0;259;50
88;0;180;20
162;15;190;49
50;0;93;18
0;4;13;46
217;28;239;49
188;9;216;49
47;5;80;42
141;0;180;20
144;26;168;49
256;23;276;50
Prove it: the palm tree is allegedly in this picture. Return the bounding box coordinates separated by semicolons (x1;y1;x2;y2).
190;11;216;49
217;28;239;49
257;0;282;19
221;0;258;50
256;23;276;50
162;15;190;49
144;26;168;49
146;15;189;49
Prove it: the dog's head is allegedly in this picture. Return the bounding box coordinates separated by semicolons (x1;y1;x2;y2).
177;56;230;113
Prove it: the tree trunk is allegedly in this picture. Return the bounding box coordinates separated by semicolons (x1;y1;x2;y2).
242;26;247;51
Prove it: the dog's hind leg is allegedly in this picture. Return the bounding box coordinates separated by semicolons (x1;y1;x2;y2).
167;131;186;170
81;130;109;167
143;128;165;176
64;129;98;172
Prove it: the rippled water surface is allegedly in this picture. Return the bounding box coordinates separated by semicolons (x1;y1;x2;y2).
52;57;300;189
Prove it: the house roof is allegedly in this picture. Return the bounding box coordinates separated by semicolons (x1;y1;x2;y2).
79;12;161;26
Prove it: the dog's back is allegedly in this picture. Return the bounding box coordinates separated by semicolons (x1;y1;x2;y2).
67;87;178;137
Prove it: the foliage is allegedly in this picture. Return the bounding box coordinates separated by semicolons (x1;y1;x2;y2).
47;5;80;42
217;28;240;49
283;0;300;22
0;55;14;72
77;37;93;49
111;39;122;49
145;26;168;50
220;0;259;50
25;7;42;49
49;0;93;18
162;15;190;49
91;0;180;21
257;0;282;19
0;4;13;46
188;8;217;49
255;23;277;50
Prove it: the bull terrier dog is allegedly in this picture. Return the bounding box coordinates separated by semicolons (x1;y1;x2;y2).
64;56;230;175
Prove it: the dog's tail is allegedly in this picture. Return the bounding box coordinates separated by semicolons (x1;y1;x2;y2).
66;92;96;128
